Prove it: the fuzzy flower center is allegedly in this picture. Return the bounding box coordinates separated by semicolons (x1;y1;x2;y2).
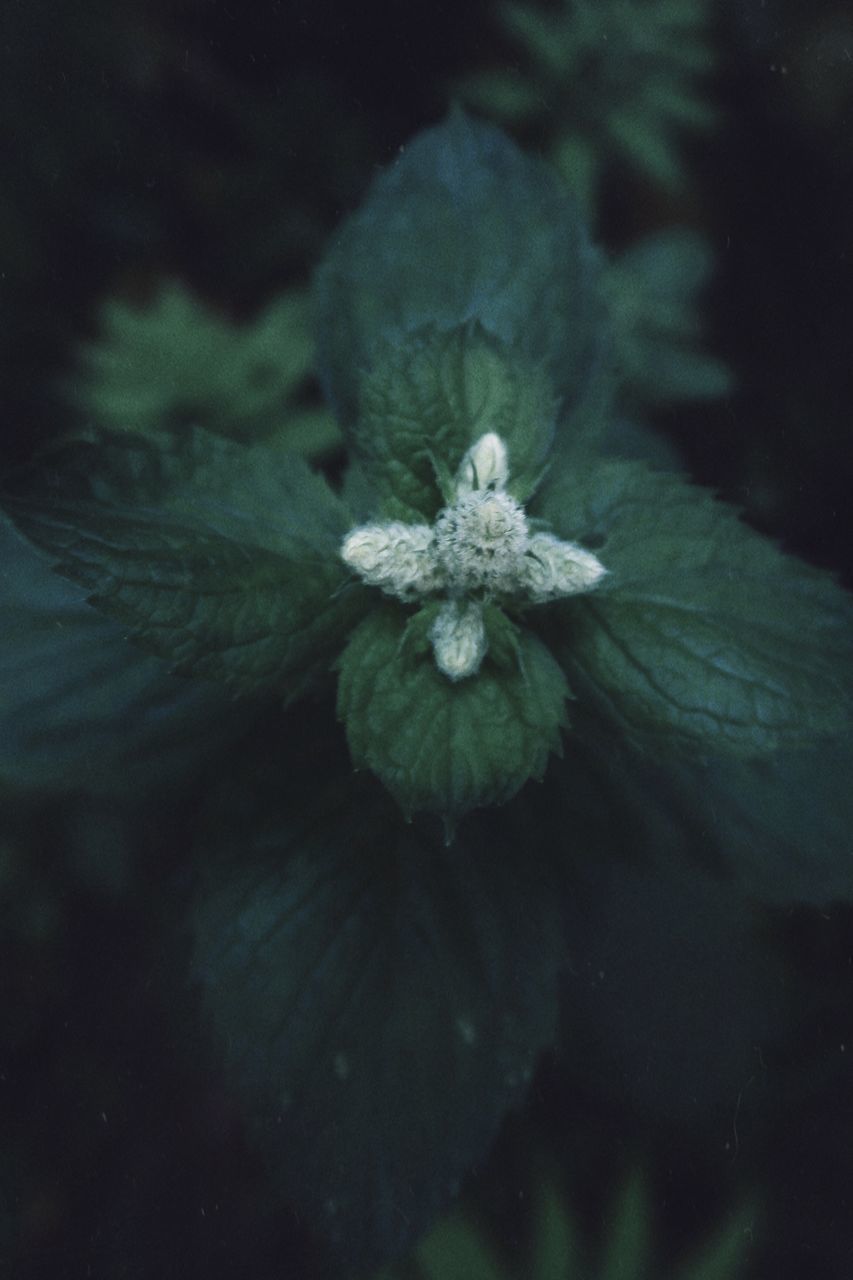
433;490;529;593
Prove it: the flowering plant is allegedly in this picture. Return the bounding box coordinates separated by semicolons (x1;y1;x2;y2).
2;114;852;1273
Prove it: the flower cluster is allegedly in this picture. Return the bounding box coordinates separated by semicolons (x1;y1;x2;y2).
341;432;606;680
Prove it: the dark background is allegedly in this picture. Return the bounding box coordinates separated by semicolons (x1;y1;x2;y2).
2;1;853;1276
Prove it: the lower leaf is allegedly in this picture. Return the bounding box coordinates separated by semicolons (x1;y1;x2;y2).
191;770;563;1273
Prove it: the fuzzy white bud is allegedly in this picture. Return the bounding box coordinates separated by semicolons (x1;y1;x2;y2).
433;490;528;593
454;432;510;497
430;600;488;681
520;533;607;602
341;522;444;600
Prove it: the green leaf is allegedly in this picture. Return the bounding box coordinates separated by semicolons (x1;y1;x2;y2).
192;768;562;1273
314;112;606;429
624;734;853;907
454;69;545;125
68;281;317;444
414;1216;508;1280
0;513;247;795
530;1178;581;1280
680;1206;755;1280
336;607;570;821
454;0;717;204
538;460;853;753
603;230;732;406
600;1173;651;1280
4;432;366;702
354;324;557;521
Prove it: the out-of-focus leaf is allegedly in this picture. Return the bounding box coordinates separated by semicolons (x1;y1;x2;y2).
0;513;247;795
455;0;718;205
376;1167;752;1279
600;1172;651;1280
314;112;605;429
69;282;322;446
604;230;732;407
192;768;563;1274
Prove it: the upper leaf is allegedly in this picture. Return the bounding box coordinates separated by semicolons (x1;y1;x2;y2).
3;431;366;702
192;764;563;1273
354;324;558;521
336;606;570;822
536;460;853;753
314;111;606;429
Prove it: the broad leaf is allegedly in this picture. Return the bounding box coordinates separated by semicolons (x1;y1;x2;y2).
537;460;853;753
0;513;247;795
8;427;350;555
354;324;557;521
4;431;367;701
536;715;806;1123
616;731;853;907
314;111;606;429
336;607;570;822
192;768;563;1273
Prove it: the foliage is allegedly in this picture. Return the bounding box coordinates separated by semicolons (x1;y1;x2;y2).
456;0;718;209
377;1173;756;1280
2;10;853;1277
68;281;342;456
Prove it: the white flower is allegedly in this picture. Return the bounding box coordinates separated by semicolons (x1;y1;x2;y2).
341;434;606;680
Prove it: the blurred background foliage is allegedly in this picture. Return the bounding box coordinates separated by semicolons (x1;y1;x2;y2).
2;0;853;1277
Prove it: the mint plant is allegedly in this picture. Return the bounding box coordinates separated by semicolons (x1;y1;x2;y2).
2;111;852;1274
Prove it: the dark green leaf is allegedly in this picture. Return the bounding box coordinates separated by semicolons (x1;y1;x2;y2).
354;324;557;521
631;735;853;907
538;461;853;753
336;607;570;821
0;514;246;794
192;771;562;1273
314;112;606;429
4;432;367;701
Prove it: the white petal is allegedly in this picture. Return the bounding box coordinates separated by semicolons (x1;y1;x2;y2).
520;532;607;602
430;600;488;681
341;522;443;599
454;432;510;497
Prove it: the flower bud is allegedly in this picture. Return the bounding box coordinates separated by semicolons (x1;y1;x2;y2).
521;533;607;602
454;432;510;497
430;600;488;681
341;522;443;599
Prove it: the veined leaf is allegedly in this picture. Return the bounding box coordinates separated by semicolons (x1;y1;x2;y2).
192;768;562;1272
538;460;853;753
3;431;366;701
314;111;605;429
6;500;361;702
337;607;570;822
354;324;557;522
